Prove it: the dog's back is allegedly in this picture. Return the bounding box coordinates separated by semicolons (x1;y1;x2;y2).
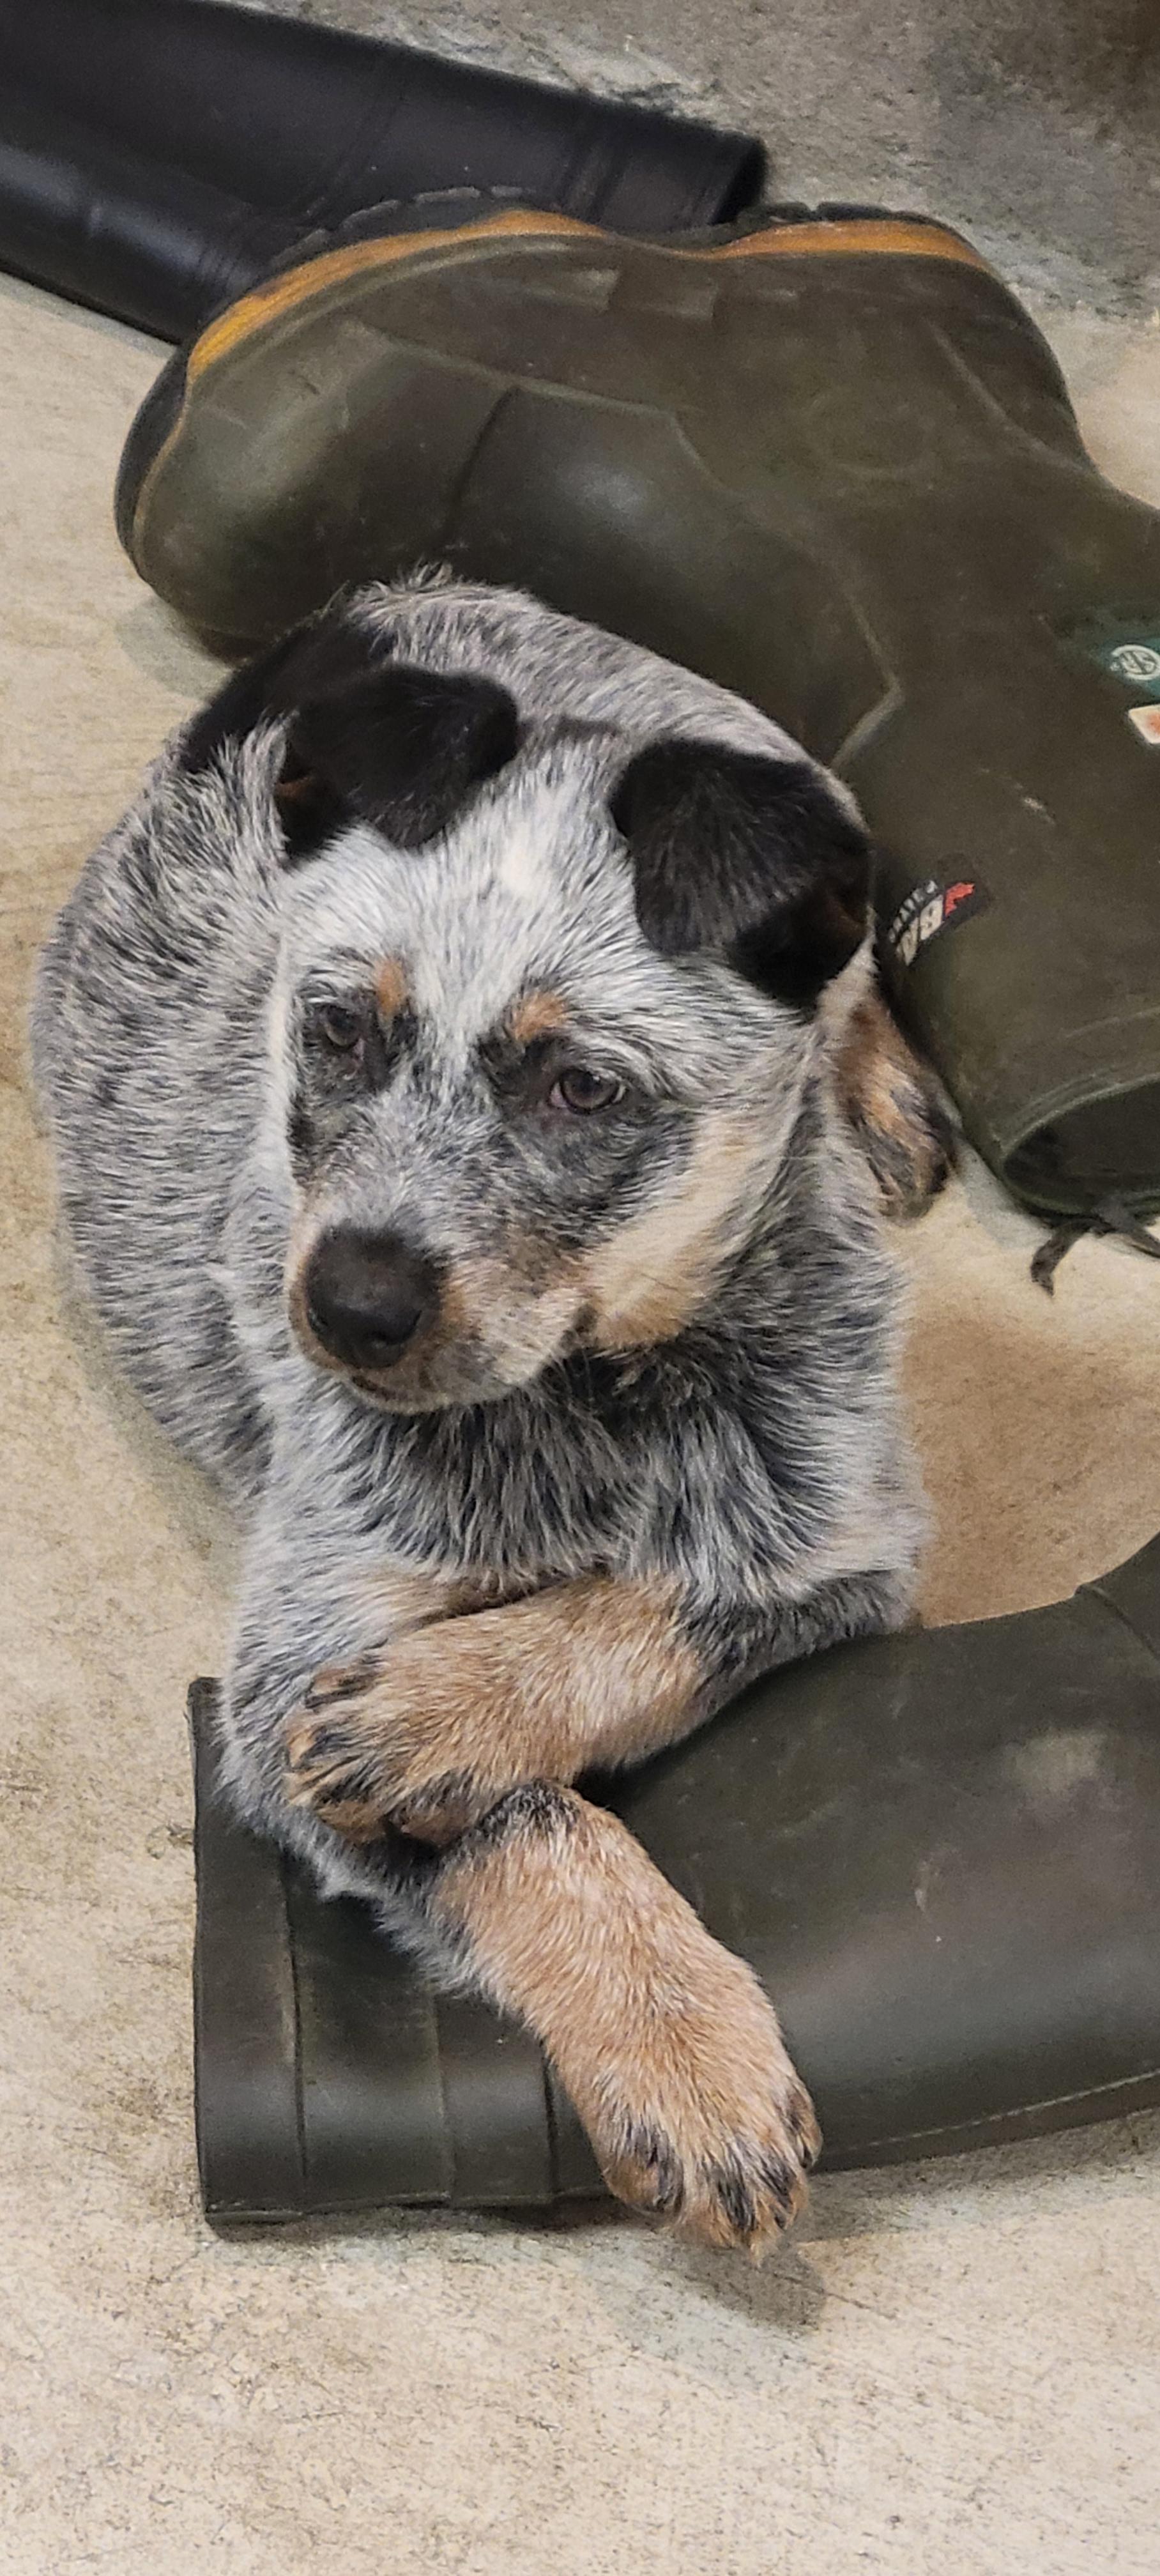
31;732;286;1489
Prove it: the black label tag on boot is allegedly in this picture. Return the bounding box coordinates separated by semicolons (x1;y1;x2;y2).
885;873;992;970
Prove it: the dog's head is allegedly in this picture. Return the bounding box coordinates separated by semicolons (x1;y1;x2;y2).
183;594;871;1411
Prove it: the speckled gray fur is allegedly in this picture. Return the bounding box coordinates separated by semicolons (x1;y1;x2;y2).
32;572;922;1966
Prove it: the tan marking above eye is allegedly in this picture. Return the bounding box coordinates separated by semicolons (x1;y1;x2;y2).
505;988;569;1047
374;957;409;1019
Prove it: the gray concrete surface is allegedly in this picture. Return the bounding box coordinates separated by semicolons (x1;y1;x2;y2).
225;0;1160;309
3;267;1160;2572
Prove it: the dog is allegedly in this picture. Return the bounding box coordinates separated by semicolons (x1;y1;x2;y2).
32;574;947;2253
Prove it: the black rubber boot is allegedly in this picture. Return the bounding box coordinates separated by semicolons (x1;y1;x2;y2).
190;1532;1160;2225
0;0;762;339
116;201;1160;1220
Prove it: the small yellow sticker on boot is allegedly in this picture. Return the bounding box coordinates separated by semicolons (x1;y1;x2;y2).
1127;704;1160;746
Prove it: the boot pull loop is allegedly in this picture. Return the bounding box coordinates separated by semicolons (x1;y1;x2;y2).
1031;1195;1160;1294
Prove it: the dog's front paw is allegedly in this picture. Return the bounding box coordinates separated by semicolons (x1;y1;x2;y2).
284;1657;399;1842
600;2060;819;2257
283;1635;524;1844
576;1946;821;2255
837;992;955;1220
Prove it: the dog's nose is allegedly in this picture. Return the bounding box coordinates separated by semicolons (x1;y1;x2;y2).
303;1229;438;1368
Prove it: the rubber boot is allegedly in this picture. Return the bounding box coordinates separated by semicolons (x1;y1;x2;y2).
190;1531;1160;2224
116;200;1160;1220
0;0;762;339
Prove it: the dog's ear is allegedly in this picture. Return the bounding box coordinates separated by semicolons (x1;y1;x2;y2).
280;666;519;857
178;603;383;779
178;604;519;861
610;737;871;1006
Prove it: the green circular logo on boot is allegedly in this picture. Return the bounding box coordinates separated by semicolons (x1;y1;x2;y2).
1108;642;1160;685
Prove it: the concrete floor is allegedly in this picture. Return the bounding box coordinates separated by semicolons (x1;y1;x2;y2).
3;270;1160;2572
224;0;1160;312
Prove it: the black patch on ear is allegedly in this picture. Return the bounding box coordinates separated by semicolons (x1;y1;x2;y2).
611;737;870;1007
284;666;519;854
177;599;389;776
177;599;519;863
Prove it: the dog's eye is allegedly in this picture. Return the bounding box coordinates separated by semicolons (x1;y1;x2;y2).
549;1067;626;1114
309;1002;364;1054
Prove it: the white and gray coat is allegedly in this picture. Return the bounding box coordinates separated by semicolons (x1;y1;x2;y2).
32;576;929;2251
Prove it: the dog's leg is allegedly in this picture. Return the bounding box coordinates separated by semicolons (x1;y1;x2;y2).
282;1566;899;1842
836;986;954;1218
408;1781;820;2253
229;1543;904;2246
283;1573;701;1841
217;1544;505;1836
225;1551;828;2249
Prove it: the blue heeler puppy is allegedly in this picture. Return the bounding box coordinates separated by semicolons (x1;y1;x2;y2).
33;576;946;2253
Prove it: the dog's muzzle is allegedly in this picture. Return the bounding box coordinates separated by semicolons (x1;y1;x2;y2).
303;1227;439;1371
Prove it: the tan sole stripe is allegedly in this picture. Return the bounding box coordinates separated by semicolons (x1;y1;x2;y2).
189;210;989;380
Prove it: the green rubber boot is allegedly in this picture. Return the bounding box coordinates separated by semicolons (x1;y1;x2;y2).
116;199;1160;1222
190;1531;1160;2223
